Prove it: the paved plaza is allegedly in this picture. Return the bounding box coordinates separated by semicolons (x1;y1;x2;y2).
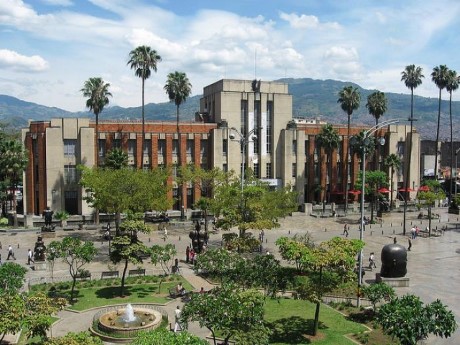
1;207;459;344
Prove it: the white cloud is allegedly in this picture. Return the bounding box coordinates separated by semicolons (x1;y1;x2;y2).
279;11;340;30
0;49;48;72
324;46;359;61
40;0;73;6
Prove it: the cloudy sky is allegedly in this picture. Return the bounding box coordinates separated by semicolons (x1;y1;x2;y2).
1;0;459;112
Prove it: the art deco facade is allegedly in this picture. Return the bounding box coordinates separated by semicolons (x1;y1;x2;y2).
22;79;421;216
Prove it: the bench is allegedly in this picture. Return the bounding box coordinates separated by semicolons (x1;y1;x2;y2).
101;271;119;279
168;288;192;302
128;269;145;276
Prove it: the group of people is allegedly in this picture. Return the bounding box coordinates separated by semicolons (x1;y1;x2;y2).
410;225;421;239
185;246;196;264
0;245;36;265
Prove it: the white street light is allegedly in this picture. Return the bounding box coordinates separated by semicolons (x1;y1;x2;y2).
351;119;398;307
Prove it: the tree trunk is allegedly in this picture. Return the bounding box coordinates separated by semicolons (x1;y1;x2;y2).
121;258;128;297
313;302;321;336
115;211;122;236
70;276;77;302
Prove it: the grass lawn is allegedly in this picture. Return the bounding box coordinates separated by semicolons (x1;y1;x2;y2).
264;298;368;344
68;279;194;311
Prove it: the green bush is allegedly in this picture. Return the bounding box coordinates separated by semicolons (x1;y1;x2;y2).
0;217;8;226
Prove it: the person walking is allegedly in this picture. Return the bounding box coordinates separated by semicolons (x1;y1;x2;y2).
343;224;349;237
7;245;16;260
174;306;182;332
27;248;34;265
185;246;190;264
369;252;377;270
408;238;412;251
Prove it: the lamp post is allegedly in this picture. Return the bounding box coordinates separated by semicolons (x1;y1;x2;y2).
229;127;259;192
351;119;398;307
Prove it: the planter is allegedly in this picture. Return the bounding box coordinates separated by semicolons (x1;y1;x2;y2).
448;207;459;215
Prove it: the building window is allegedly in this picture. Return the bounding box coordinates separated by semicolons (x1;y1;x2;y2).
200;140;208;158
158;139;166;156
64;164;77;184
186;139;194;156
292;163;297;178
292;140;297;155
266;101;273;154
253;163;259;179
32;139;39;159
172;139;179;156
253;136;259;154
397;141;405;156
241;100;247;135
305;140;309;157
64;139;77;157
223;164;228;172
98;139;106;157
266;163;272;179
223;139;228;156
128;140;136;158
144;139;151;156
172;165;178;178
112;139;121;149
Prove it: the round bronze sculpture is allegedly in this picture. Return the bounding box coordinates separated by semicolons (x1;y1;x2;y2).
34;235;47;261
380;243;407;278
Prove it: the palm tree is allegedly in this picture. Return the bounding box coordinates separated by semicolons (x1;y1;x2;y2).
431;65;450;179
446;69;459;204
81;77;112;167
316;124;340;204
338;86;361;213
127;46;162;162
366;91;388;170
164;71;192;211
384;153;401;209
401;64;424;235
105;148;128;170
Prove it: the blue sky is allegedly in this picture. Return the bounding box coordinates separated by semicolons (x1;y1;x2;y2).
1;0;459;112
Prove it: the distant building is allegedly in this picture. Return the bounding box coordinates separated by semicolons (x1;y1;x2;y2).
22;79;421;215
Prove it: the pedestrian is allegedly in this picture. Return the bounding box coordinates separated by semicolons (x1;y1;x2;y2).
7;244;16;260
410;226;416;239
27;248;34;265
164;227;168;239
189;249;195;265
408;238;412;251
369;252;377;270
393;237;397;244
185;246;190;263
174;306;182;332
343;224;349;237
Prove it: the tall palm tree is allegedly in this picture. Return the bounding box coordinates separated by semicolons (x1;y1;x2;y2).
446;69;460;204
384;153;401;210
366;91;388;170
401;64;424;235
338;86;361;213
316;124;340;203
127;46;162;162
81;77;112;167
431;65;450;180
164;71;192;212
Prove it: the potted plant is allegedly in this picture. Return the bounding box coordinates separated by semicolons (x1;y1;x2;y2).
54;210;69;227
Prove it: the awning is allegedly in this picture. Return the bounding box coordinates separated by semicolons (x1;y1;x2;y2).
398;188;414;192
378;187;390;193
348;190;361;195
418;185;430;192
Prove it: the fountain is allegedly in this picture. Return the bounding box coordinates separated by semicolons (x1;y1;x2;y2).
93;304;163;341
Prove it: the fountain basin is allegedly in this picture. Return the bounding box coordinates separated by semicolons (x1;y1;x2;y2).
97;307;162;338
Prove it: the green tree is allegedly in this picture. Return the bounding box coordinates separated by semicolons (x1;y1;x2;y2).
131;328;208;345
194;248;244;285
338;86;361;213
295;237;364;336
110;220;151;297
44;331;104;345
276;233;314;274
401;64;424;236
355;170;388;222
431;65;450;179
377;294;457;345
0;262;27;294
50;237;97;302
316;124;340;203
366;91;388;170
127;45;162;155
384;153;401;209
150;243;177;275
80;77;112;167
0;293;26;342
417;181;445;236
362;282;395;312
80;166;171;234
212;172;297;236
0;139;28;225
446;69;459;203
181;285;270;345
104;148;128;170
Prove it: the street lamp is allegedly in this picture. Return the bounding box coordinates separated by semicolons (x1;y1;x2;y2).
350;119;398;307
229;127;260;192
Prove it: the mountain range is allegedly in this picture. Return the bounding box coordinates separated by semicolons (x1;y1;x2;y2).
1;78;459;140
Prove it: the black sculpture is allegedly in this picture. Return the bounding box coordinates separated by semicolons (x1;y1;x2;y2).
380;243;407;278
33;235;47;261
42;207;55;231
189;221;208;254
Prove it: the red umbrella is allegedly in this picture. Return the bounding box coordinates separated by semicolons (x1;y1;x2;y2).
378;187;390;193
398;188;414;192
348;190;361;195
418;185;430;192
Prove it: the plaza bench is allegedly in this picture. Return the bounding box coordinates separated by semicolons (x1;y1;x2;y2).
101;271;119;279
